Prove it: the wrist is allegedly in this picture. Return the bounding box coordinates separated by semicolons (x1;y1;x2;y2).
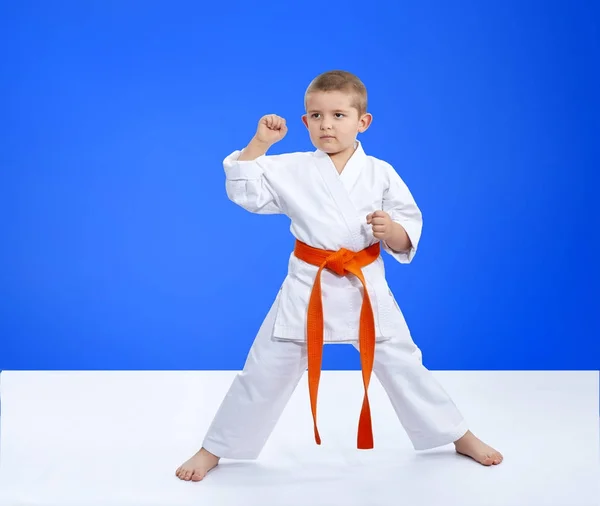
239;137;272;161
250;136;273;150
385;222;411;252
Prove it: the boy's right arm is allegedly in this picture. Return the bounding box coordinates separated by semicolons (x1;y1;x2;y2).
224;114;289;214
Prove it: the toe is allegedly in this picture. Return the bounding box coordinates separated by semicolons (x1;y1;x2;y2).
482;455;494;466
191;470;205;482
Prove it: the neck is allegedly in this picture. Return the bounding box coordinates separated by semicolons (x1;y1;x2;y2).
328;143;358;174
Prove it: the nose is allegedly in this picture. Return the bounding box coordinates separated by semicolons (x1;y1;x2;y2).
320;120;332;131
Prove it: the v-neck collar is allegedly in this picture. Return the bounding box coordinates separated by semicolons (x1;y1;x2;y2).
314;141;366;190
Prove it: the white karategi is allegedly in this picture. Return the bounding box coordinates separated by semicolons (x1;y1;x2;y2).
202;141;468;459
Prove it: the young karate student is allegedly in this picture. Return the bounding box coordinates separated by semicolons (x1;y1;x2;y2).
176;70;503;482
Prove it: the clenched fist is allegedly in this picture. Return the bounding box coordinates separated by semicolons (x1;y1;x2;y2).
366;210;394;240
255;114;288;145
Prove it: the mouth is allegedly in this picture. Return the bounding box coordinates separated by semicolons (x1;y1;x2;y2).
320;135;335;139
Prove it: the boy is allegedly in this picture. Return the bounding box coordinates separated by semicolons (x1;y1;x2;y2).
176;70;503;482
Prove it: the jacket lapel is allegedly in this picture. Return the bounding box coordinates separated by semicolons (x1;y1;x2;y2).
311;142;369;252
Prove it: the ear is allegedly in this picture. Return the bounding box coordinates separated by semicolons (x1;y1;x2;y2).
358;113;373;133
301;114;309;129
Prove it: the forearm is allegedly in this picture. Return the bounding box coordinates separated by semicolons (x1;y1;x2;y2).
238;137;272;161
385;222;412;252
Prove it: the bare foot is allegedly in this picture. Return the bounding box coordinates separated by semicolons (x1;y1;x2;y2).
175;448;220;481
454;430;503;466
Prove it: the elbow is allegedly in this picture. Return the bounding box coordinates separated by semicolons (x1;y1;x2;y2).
226;187;255;212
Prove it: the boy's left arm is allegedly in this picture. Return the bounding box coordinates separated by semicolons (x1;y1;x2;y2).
368;163;423;264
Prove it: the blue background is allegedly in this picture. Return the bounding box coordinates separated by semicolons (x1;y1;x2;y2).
1;1;598;371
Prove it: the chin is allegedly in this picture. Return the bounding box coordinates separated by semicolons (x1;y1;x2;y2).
315;141;342;154
318;145;338;154
322;144;353;155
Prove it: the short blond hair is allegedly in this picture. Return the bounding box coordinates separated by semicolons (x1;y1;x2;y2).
304;70;368;116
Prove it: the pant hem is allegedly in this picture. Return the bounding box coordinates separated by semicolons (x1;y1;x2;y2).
410;421;469;451
202;438;261;461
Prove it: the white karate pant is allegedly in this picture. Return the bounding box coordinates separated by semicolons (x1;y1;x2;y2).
202;299;469;460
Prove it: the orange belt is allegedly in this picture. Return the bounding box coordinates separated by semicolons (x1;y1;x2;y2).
294;239;381;450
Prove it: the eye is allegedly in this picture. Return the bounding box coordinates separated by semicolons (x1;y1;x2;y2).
335;113;345;118
311;113;321;119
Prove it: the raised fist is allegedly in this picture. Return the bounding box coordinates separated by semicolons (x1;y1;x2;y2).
255;114;288;145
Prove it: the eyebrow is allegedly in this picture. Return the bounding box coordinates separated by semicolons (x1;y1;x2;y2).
308;109;350;113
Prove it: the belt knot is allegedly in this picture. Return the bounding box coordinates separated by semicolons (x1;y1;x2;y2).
324;248;356;275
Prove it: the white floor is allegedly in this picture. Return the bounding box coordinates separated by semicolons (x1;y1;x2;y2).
0;370;598;506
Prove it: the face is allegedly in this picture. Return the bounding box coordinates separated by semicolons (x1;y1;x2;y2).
302;90;372;155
